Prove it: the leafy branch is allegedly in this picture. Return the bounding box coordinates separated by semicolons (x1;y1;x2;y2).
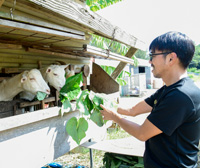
59;72;117;145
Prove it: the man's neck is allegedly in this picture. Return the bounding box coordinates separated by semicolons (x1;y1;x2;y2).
163;70;187;86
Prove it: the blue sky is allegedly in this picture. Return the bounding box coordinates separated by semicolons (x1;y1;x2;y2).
97;0;200;50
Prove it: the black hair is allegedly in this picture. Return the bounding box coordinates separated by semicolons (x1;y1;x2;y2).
149;31;195;69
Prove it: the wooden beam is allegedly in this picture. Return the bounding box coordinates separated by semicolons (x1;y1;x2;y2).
0;18;85;40
0;0;5;7
111;47;137;80
27;48;88;60
83;45;135;64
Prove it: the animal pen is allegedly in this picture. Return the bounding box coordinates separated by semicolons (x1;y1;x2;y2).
0;0;145;167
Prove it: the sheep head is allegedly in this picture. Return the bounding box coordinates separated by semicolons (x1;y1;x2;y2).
21;69;50;95
45;64;70;91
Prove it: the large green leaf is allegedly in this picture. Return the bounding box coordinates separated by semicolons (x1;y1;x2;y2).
90;108;104;127
66;117;88;145
60;72;83;94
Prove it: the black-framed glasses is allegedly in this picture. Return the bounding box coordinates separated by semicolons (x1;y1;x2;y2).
149;52;172;61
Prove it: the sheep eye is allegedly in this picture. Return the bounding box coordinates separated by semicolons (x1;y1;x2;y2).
30;78;35;81
53;73;58;76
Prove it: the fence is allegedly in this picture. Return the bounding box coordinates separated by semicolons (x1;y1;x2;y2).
121;73;146;96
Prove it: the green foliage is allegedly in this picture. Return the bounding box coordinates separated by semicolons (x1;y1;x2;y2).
66;117;88;145
86;0;123;12
135;49;148;60
101;65;130;86
189;44;200;69
36;92;47;101
90;34;129;56
103;152;144;168
59;73;117;145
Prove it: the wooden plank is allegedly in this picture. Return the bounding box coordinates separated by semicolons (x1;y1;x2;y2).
0;43;22;49
81;137;145;157
0;5;85;36
19;97;55;108
2;68;20;73
0;18;85;40
111;47;137;80
2;0;145;50
0;108;109;168
90;62;119;94
27;48;88;60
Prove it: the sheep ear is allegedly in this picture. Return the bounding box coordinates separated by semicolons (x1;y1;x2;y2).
63;64;70;70
21;71;28;83
21;77;27;83
46;67;51;73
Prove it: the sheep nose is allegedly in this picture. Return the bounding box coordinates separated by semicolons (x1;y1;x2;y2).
46;89;50;94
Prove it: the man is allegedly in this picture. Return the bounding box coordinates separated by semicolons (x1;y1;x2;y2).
100;31;200;167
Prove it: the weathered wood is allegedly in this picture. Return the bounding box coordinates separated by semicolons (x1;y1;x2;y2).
2;0;145;50
2;68;20;73
0;5;85;36
83;45;135;64
0;18;85;40
0;0;4;7
0;43;23;49
27;47;89;60
1;0;89;34
19;97;55;108
83;64;90;77
111;47;138;80
90;62;119;94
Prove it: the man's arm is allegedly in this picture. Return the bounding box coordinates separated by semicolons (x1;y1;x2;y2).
117;100;152;117
100;104;162;141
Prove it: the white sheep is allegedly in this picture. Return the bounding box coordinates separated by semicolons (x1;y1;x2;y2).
0;69;50;101
20;64;75;101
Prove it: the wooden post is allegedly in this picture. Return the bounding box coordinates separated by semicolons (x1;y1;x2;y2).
82;65;89;90
111;47;137;80
0;0;5;8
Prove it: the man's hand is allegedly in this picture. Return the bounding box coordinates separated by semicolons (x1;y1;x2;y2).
100;104;121;121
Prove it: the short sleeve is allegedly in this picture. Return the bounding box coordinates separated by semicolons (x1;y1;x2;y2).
145;87;165;107
147;90;194;136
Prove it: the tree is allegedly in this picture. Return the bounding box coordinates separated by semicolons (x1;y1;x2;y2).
86;0;123;11
135;49;148;60
189;44;200;69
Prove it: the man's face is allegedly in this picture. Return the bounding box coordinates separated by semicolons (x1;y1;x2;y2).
149;50;170;78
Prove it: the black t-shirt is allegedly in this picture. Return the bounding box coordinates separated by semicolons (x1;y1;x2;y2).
144;77;200;168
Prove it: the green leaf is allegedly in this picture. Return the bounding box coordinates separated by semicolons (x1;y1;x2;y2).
92;95;104;110
36;91;46;101
76;90;91;115
60;72;83;94
90;108;104;127
66;117;88;145
77;99;90;115
85;95;94;113
63;99;72;113
64;87;81;101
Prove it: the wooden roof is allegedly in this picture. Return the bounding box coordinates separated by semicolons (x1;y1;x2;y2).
0;0;145;63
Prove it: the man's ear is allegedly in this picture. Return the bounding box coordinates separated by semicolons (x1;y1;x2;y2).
168;52;177;64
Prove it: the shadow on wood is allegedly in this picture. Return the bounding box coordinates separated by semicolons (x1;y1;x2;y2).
90;62;119;94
